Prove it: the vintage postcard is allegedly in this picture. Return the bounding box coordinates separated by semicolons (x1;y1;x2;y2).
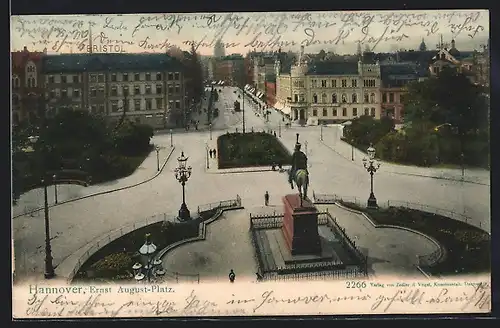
11;10;491;318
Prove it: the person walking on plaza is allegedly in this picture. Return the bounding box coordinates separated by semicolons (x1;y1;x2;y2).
229;269;236;283
264;191;270;206
212;149;217;158
209;149;213;158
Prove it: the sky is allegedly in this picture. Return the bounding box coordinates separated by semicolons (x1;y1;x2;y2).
10;10;489;56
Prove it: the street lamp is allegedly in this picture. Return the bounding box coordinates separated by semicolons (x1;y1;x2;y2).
174;152;192;221
209;123;212;140
28;135;55;279
320;123;323;141
278;121;281;137
155;145;161;171
138;233;157;283
206;144;210;169
52;174;58;204
170;129;173;147
460;152;465;179
351;139;354;161
362;144;381;209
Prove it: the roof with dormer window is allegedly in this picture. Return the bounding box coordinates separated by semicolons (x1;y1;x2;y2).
41;53;185;73
306;61;359;75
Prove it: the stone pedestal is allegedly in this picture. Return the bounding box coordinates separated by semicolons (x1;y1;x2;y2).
281;194;322;255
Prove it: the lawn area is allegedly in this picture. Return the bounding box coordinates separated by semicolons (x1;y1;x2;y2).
217;132;292;169
338;201;490;277
73;209;219;282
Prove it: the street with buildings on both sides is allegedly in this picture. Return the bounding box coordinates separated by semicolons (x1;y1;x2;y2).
12;86;490;282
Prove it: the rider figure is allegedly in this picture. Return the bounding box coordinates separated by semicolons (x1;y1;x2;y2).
289;140;308;189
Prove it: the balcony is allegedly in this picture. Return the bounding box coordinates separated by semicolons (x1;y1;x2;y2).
287;100;308;107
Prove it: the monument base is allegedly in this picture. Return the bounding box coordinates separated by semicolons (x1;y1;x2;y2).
281;194;322;256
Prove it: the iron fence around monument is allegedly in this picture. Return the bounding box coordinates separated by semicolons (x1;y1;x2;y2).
197;194;242;214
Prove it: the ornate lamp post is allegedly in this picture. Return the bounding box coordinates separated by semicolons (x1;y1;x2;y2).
174;152;192;221
155;145;161;171
28;135;55;279
362;144;381;209
209;123;212;140
138;233;157;283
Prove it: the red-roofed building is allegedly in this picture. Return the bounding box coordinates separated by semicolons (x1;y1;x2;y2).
11;46;46;125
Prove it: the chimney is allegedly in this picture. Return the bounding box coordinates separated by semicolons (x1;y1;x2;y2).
23;46;28;52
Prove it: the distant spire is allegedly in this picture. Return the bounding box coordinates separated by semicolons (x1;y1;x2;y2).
419;38;427;51
357;42;362;56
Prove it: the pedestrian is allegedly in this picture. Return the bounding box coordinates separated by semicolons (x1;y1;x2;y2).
229;269;236;283
209;149;213;158
213;149;217;158
264;191;269;206
273;131;276;137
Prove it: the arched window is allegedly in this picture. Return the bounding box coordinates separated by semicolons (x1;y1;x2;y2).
370;93;376;103
321;93;327;103
332;93;337;103
312;93;318;103
341;93;347;103
364;93;369;103
352;93;358;103
25;62;37;87
12;75;20;88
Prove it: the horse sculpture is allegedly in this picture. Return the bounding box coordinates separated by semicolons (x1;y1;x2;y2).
292;168;309;207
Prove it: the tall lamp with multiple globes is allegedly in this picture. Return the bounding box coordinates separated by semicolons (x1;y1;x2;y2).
174;151;192;221
362;144;381;209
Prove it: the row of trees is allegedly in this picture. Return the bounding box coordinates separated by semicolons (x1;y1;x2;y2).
12;109;154;204
344;67;489;168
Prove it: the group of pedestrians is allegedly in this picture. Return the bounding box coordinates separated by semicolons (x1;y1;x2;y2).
208;148;217;159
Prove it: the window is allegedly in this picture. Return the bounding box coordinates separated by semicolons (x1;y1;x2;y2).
98;104;105;113
294;94;298;102
168;73;173;80
311;80;317;88
168;85;174;94
98;74;104;83
91;105;97;113
111;74;117;82
73;89;80;98
156;72;162;81
98;87;104;96
134;99;141;110
342;108;347;116
321;93;327;103
352;93;357;103
332;94;337;103
90;74;97;83
61;75;67;83
352;108;358;116
145;85;152;95
61;89;67;98
48;75;55;84
174;72;180;80
389;93;394;103
74;75;79;83
156;84;162;94
91;88;97;97
351;79;357;87
49;90;56;98
364;93;369;103
156;98;163;109
321;80;327;87
331;80;337;88
332;108;337;116
312;93;318;103
111;86;118;96
341;93;347;103
312;109;317;116
12;76;20;88
322;108;327;116
168;100;174;109
123;73;129;81
400;94;406;104
134;85;141;95
68;75;74;83
364;108;369;116
123;86;129;97
134;73;140;81
111;101;119;112
145;73;151;81
382;93;387;103
174;84;180;93
175;100;181;109
341;79;347;88
370;108;376;116
370;93;375;103
146;99;152;110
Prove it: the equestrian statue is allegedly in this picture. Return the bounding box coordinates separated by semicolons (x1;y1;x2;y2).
288;133;310;206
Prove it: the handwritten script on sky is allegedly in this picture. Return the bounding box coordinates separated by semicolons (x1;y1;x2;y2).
10;10;488;55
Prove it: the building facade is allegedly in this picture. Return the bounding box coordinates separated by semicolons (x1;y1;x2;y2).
11;47;46;125
41;53;186;128
275;47;382;124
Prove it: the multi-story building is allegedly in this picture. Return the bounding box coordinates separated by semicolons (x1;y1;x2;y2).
11;46;46;125
214;54;245;86
41;53;186;128
265;77;276;107
275;47;382;124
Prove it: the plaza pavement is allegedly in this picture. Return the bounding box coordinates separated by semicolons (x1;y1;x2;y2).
12;86;491;281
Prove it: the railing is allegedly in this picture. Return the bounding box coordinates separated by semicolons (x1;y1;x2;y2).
312;192;486;232
69;195;243;282
261;266;366;282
